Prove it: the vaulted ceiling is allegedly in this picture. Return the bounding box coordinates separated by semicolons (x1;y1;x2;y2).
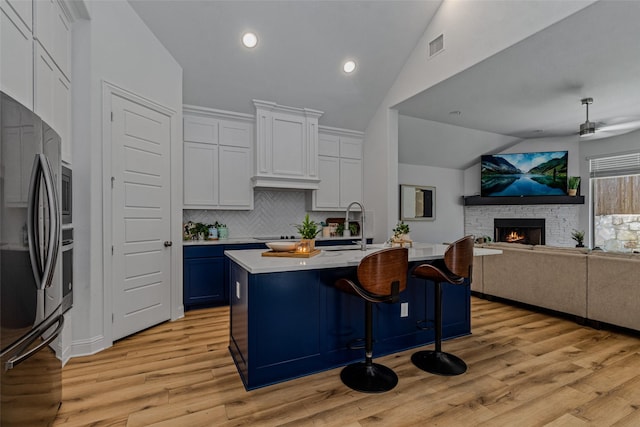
128;0;441;131
396;0;640;168
129;1;640;171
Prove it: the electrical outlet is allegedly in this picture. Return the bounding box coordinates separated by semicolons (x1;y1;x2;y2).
400;302;408;317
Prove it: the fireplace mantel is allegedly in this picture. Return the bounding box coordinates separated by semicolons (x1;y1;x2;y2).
463;195;584;206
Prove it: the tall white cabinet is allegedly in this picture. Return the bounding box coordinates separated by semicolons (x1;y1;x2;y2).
1;0;72;164
34;0;72;163
1;0;34;110
183;106;254;210
309;127;364;210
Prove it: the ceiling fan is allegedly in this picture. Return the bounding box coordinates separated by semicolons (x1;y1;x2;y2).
579;97;640;139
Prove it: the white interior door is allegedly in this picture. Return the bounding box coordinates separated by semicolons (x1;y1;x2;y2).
110;94;171;341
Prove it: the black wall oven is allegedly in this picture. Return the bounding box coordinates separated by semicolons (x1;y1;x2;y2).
61;166;72;225
62;228;73;313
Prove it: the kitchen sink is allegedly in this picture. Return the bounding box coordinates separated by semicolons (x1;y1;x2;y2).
253;236;294;241
322;245;362;251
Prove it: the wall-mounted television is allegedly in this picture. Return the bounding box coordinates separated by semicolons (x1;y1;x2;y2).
481;151;568;197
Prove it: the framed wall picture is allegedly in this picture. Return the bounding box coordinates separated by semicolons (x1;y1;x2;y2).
400;184;435;221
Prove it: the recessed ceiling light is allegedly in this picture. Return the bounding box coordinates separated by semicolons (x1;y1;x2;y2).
242;32;258;48
343;60;356;74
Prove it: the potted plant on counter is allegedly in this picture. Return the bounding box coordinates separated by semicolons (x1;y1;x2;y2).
296;214;320;252
391;221;412;247
568;176;581;196
571;229;585;247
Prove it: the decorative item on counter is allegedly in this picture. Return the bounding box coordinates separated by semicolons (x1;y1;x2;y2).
571;229;585;247
217;223;228;239
184;221;215;240
208;224;218;240
322;222;332;238
568;176;581;196
183;221;195;240
475;235;492;244
390;221;412;247
295;214;321;252
336;222;345;237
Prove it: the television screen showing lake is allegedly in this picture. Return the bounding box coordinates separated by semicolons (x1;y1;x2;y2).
481;151;568;197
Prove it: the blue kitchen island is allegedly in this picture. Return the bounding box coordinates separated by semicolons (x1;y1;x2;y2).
225;243;500;390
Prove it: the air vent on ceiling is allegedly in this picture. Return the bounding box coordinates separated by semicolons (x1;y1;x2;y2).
429;34;444;57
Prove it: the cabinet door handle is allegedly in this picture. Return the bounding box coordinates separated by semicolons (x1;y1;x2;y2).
164;241;173;247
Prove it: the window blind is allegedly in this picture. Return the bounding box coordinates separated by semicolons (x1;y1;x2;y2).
589;152;640;178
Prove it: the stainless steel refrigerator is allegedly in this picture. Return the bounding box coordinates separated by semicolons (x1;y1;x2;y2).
1;91;64;426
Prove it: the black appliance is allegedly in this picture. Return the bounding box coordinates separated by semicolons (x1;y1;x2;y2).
61;165;72;225
62;227;73;313
1;91;64;426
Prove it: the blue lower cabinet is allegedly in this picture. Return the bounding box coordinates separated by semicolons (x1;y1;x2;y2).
183;246;226;310
184;243;267;310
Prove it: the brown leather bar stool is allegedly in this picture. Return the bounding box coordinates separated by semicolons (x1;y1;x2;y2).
335;247;408;393
411;235;474;376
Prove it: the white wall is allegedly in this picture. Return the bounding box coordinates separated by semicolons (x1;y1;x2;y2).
71;1;182;356
364;0;596;242
399;163;464;244
463;135;583;194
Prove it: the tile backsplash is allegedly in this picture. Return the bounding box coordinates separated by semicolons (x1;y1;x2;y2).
184;189;348;238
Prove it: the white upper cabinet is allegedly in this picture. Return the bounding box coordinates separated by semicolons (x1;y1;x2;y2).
310;127;364;211
184;115;218;145
33;40;71;163
253;99;322;189
183;108;254;210
34;0;71;79
1;0;34;109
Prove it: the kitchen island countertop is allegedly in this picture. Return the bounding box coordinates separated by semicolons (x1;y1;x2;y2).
225;242;502;274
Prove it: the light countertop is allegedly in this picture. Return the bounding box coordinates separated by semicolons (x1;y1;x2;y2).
182;235;373;246
225;242;502;274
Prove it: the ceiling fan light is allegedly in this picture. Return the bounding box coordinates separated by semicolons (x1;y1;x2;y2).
580;120;596;136
579;97;595;136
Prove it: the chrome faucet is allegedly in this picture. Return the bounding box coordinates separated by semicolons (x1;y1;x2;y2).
345;201;366;251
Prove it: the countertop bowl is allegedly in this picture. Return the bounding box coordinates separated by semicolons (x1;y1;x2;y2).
266;241;298;252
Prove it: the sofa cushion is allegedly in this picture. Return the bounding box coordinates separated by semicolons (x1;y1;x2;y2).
532;245;590;254
483;247;587;317
485;242;534;250
587;253;640;331
471;256;483;293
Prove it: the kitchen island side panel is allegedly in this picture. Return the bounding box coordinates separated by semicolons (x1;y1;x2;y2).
228;260;470;390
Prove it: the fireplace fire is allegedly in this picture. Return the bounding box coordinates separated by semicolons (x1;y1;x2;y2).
495;218;545;245
506;230;526;243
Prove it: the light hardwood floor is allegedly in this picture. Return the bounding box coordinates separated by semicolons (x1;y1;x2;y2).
54;297;640;426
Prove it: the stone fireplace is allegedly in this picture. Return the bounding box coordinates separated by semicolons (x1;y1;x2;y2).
464;204;580;247
494;218;545;245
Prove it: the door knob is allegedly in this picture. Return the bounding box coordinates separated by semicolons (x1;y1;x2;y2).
164;241;173;247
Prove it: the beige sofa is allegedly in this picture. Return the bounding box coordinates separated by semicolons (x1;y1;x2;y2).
587;252;640;331
473;242;640;331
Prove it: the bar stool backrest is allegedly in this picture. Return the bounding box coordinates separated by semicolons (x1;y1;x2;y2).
443;235;474;279
357;248;408;297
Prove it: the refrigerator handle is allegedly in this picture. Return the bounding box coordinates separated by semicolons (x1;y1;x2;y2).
26;154;60;290
27;155;45;287
41;155;60;289
4;314;64;370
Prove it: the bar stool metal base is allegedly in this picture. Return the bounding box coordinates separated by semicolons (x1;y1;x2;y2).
411;350;467;376
340;362;398;393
